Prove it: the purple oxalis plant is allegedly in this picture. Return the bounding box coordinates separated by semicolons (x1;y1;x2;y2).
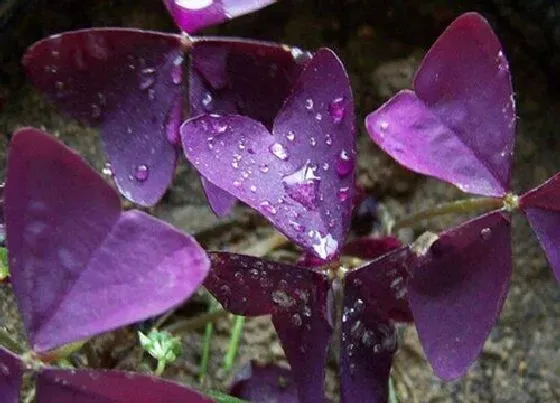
366;12;560;380
22;0;306;215
0;127;211;402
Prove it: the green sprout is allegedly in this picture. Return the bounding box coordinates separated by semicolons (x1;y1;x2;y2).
138;329;182;376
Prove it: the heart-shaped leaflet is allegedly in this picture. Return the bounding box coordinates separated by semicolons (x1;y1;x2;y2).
204;252;332;403
182;48;355;259
23;29;185;206
404;211;511;380
520;172;560;281
4;128;209;353
0;346;23;403
164;0;277;34
188;37;309;216
366;12;515;197
36;368;211;402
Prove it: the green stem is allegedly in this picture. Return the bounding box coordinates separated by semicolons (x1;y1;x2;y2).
393;197;502;231
389;377;399;403
199;298;220;383
0;327;24;354
154;359;166;377
222;316;245;373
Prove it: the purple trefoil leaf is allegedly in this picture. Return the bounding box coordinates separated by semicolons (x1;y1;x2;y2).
188;37;309;216
0;346;23;403
520;172;560;281
164;0;276;34
205;252;333;402
4;128;209;353
339;249;412;403
23;29;185;206
36;368;212;402
406;211;511;380
182;48;356;259
230;361;298;403
365;12;515;197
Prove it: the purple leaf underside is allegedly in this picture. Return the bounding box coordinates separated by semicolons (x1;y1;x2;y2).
0;346;23;403
36;368;212;402
5;128;209;353
164;0;276;34
189;38;309;215
339;250;413;403
520;172;560;281
182;48;355;259
230;362;298;403
366;12;515;197
23;28;185;206
407;211;511;380
205;252;333;402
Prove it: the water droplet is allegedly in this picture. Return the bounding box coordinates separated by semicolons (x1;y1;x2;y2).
289;221;305;233
102;162;113;176
238;137;247;150
272;290;295;308
337;186;350;202
308;230;338;259
315;113;322;121
171;55;183;84
302;305;312;317
329;97;345;124
305;98;314;110
134;164;149;182
325;134;333;146
310;137;317;146
259;163;269;173
260;201;277;214
250;185;257;192
286;130;295;141
379;120;389;130
282;162;321;210
322;162;330;171
352;278;363;287
139;76;155;90
202;92;213;112
291;313;303;326
269;143;288;160
335;150;354;177
209;118;228;134
90;104;101;119
480;227;492;240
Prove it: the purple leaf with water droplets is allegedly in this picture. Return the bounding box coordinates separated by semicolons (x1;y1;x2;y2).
407;211;511;380
339;245;412;402
365;12;515;197
520;172;560;281
36;368;211;402
23;29;185;206
205;252;332;402
230;362;298;403
164;0;276;34
189;38;308;215
0;346;23;403
5;128;209;353
182;49;355;258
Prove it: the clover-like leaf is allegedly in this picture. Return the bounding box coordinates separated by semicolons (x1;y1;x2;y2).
407;211;511;380
205;252;332;402
0;346;23;403
5;128;209;353
36;368;212;402
339;249;412;403
189;38;309;216
230;361;298;403
164;0;276;34
182;49;355;258
23;29;185;206
366;12;515;197
520;172;560;281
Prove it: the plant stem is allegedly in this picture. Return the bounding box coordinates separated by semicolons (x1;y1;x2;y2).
164;309;228;334
234;231;288;256
222;315;245;373
0;327;24;354
199;297;220;383
393;197;502;231
154;359;166;377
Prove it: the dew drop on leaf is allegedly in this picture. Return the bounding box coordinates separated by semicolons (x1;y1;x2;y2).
335;150;354;177
134;164;149;182
269;143;288;160
305;98;314;110
328;97;345;124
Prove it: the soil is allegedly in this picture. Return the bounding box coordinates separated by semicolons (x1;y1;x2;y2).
1;1;559;402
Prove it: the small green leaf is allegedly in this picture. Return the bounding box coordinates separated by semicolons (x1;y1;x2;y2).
0;248;9;281
138;329;182;375
206;390;248;403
